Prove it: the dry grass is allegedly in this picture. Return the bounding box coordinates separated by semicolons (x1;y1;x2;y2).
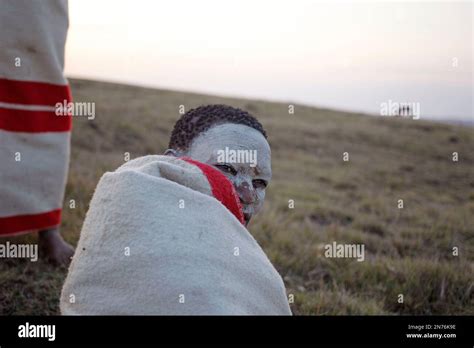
1;78;473;315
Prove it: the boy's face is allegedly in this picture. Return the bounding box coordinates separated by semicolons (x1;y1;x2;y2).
184;123;272;226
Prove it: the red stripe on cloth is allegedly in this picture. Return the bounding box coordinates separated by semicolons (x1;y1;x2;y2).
181;157;245;225
0;107;72;132
0;209;62;236
0;78;72;106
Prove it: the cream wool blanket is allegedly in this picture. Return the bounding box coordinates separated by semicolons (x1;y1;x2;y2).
60;155;291;315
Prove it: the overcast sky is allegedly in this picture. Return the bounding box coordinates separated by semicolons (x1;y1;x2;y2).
65;0;473;120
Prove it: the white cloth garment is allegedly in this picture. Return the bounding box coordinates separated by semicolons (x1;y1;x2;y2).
60;155;292;315
0;0;71;236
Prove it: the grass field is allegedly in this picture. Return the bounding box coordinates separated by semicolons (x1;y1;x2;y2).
1;78;473;315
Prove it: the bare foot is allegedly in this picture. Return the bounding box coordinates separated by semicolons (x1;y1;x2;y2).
38;227;74;265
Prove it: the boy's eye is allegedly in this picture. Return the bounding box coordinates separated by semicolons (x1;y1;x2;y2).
215;164;237;176
253;179;268;189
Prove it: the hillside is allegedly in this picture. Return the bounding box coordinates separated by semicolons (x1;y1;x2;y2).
1;78;473;315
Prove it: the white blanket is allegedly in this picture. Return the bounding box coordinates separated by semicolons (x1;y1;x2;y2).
60;155;291;315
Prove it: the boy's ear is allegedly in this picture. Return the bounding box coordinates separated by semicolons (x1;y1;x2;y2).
164;148;181;157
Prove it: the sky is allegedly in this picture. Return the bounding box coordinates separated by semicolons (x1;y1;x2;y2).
65;0;473;121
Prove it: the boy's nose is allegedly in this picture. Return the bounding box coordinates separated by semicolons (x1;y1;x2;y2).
236;181;255;204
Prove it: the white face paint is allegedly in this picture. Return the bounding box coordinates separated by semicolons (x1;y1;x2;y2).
183;123;272;226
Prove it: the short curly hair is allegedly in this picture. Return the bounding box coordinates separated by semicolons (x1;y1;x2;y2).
168;104;267;152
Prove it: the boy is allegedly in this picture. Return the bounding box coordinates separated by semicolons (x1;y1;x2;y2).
61;104;291;315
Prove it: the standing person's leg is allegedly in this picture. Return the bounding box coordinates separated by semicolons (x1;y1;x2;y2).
0;0;74;264
39;227;74;265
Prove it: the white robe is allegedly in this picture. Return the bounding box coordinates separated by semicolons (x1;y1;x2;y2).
0;0;71;236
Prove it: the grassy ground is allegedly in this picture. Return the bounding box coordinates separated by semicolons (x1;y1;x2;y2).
1;78;473;315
